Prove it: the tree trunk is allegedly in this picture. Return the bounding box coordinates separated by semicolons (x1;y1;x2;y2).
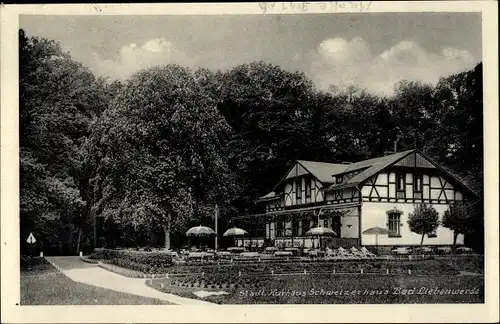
162;221;171;250
76;227;83;255
453;232;458;247
68;230;73;255
420;233;425;246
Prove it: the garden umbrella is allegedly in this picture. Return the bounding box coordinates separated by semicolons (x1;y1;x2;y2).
223;227;249;248
186;225;215;237
305;226;337;249
223;227;248;237
186;225;215;250
305;227;337;237
362;226;390;247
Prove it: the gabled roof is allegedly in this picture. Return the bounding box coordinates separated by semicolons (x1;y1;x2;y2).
326;149;478;198
256;191;280;202
343;150;414;174
297;160;349;183
268;160;349;195
327;150;414;190
257;149;478;203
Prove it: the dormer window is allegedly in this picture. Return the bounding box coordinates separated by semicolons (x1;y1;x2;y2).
336;175;343;184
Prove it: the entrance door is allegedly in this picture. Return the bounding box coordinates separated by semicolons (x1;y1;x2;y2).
332;217;341;237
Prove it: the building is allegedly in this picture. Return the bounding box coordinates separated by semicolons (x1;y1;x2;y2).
231;149;478;249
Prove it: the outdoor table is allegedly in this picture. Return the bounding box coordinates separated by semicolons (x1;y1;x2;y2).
187;252;204;258
240;252;259;258
275;251;293;256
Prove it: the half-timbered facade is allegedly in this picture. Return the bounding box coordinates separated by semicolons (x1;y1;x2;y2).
231;149;478;248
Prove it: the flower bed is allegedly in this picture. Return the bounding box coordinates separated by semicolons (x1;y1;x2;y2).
89;248;173;273
165;259;457;276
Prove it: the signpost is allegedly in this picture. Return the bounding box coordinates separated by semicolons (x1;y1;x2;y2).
214;204;218;251
26;232;36;256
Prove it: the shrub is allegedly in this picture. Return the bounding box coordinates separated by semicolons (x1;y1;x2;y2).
20;256;49;269
89;248;173;273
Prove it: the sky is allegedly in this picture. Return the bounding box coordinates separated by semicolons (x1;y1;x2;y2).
20;13;482;95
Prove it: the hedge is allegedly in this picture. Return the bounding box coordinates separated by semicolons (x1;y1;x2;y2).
80;256;99;264
89;248;173;273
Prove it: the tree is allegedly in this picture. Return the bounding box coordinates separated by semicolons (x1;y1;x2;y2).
390;80;439;151
217;61;318;213
430;63;483;194
93;65;235;249
407;203;440;246
19;29;108;254
442;201;477;247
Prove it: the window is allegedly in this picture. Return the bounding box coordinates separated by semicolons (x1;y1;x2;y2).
277;222;284;237
414;174;423;192
387;212;401;236
292;220;299;236
336;175;343;184
396;173;405;191
285;222;292;236
296;179;302;199
305;178;311;198
428;228;437;238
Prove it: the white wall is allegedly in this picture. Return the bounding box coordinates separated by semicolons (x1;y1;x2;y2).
361;202;464;246
340;208;359;238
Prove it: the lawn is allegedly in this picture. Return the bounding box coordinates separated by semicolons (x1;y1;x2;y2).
20;258;170;305
435;255;484;274
147;273;484;304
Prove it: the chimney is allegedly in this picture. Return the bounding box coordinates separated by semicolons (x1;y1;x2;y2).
393;134;401;153
341;161;352;165
383;151;394;156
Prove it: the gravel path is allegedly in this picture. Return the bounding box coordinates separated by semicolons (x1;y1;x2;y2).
46;256;213;305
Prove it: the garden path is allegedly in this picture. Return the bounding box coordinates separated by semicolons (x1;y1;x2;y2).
45;256;213;305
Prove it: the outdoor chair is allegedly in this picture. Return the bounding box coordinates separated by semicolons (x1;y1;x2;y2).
323;247;339;260
360;247;377;258
325;247;336;257
350;247;366;259
337;247;355;259
437;247;452;255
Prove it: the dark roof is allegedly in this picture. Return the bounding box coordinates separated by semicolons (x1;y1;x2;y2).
344;150;413;174
258;149;478;201
297;160;349;183
327;149;478;198
327;150;414;190
256;191;280;202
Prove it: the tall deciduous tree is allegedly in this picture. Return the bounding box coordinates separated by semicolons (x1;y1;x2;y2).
408;203;440;246
430;63;483;194
19;29;108;254
217;61;317;212
93;65;235;249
